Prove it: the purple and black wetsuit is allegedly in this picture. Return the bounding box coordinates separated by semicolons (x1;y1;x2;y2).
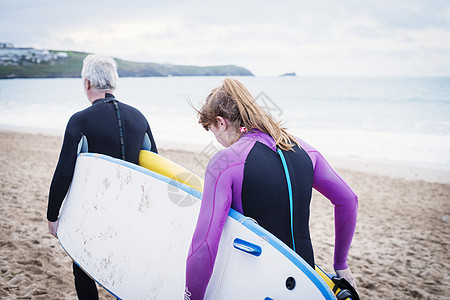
185;131;358;299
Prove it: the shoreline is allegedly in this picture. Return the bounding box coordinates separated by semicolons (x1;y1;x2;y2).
2;125;449;184
328;156;450;184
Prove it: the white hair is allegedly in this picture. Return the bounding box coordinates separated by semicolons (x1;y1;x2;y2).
81;54;119;92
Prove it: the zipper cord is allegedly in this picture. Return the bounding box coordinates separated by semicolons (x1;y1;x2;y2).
104;98;126;160
277;148;296;252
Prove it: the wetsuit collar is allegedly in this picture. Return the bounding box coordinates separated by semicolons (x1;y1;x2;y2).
240;130;277;151
92;93;116;105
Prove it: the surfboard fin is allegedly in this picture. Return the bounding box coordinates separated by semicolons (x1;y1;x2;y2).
142;133;151;151
77;135;88;154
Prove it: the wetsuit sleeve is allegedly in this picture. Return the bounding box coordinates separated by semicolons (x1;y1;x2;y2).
310;150;358;270
296;138;358;270
47;115;83;222
185;152;233;300
146;123;158;154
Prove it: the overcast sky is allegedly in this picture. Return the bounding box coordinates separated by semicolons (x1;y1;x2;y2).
1;0;449;76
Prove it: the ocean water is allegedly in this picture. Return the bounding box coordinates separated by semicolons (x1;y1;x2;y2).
0;76;449;171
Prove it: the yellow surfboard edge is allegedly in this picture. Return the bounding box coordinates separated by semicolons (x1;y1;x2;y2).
139;150;204;193
315;265;353;299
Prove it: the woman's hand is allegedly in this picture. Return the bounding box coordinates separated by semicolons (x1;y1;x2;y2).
335;267;356;289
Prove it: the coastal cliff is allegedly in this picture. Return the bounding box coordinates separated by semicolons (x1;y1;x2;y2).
0;44;253;79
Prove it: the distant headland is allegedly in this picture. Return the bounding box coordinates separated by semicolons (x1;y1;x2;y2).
0;42;254;79
280;72;296;77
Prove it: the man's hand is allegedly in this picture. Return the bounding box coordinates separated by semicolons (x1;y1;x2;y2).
335;267;357;289
48;220;59;238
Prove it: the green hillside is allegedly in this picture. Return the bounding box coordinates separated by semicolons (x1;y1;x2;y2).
0;50;253;78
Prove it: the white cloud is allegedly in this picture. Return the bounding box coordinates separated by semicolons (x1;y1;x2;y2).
1;0;449;76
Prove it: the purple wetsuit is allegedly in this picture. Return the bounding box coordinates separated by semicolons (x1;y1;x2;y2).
185;131;358;299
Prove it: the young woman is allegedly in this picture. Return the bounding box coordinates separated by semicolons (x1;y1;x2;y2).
185;78;358;300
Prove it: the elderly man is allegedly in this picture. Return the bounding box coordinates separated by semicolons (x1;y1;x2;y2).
47;54;157;299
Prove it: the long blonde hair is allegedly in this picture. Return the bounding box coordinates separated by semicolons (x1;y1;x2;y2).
198;78;298;151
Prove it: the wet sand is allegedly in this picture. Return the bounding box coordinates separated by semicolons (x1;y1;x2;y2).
0;130;449;299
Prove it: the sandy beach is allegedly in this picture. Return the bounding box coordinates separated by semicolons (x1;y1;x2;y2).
0;129;449;299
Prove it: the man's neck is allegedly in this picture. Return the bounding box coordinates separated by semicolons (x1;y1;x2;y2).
87;90;109;104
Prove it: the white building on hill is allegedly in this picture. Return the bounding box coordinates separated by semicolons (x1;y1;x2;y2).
0;42;67;66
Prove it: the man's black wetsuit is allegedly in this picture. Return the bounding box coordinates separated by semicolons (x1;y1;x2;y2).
47;93;157;299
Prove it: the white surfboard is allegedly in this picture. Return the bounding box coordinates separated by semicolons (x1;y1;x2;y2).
57;152;336;299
